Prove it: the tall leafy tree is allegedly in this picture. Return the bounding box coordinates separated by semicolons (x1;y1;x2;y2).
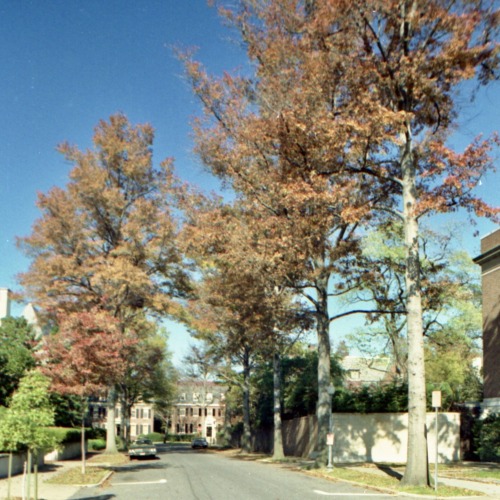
40;309;128;473
0;317;37;406
182;200;309;455
117;321;176;445
186;0;498;484
18;114;191;453
0;371;56;500
181;12;385;463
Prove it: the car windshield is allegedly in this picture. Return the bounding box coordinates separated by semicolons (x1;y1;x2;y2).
134;439;152;445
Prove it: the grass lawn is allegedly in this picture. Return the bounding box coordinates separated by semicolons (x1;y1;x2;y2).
314;466;480;497
439;463;500;481
87;452;130;465
45;452;129;485
46;466;110;485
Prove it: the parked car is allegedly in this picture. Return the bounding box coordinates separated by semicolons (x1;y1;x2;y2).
129;438;157;459
191;437;208;449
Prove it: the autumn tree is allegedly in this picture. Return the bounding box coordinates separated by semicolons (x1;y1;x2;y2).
18;114;191;453
181;14;386;464
186;0;498;484
182;200;308;455
40;309;128;473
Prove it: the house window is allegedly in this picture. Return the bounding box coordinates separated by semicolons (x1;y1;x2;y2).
218;408;222;417
190;407;193;416
212;409;216;417
189;423;193;433
198;408;202;417
176;424;180;433
204;408;207;416
179;408;186;417
193;393;200;402
206;393;213;402
179;393;186;401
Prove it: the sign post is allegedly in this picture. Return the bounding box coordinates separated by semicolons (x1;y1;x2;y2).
326;384;335;470
432;391;442;492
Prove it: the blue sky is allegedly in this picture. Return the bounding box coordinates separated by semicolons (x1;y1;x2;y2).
0;1;498;364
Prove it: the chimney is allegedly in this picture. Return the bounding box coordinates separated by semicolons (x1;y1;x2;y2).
0;288;11;319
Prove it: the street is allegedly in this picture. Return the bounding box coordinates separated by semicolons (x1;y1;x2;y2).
69;443;400;500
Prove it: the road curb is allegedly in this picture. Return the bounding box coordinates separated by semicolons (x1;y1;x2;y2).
76;469;114;488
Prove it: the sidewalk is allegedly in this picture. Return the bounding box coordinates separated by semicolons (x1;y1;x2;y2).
0;460;82;500
345;464;500;498
438;476;500;498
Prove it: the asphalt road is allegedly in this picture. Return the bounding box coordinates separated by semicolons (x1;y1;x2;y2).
69;443;400;500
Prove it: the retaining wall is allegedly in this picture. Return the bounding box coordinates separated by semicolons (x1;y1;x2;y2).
282;412;461;463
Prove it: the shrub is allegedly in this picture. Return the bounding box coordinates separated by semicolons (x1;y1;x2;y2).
88;438;106;451
87;427;106;440
45;427;81;445
142;432;163;442
168;434;196;443
116;436;127;451
475;413;500;462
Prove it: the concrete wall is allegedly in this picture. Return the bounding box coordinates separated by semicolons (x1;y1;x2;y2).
44;441;84;461
283;412;461;463
0;452;44;479
0;442;84;478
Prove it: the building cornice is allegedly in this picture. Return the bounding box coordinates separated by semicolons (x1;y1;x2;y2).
473;245;500;266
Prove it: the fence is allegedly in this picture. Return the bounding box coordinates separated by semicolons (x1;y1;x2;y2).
277;412;461;463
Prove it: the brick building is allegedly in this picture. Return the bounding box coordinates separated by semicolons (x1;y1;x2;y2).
474;228;500;411
169;380;227;445
88;399;155;439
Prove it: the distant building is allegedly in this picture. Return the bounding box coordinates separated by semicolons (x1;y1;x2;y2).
0;288;11;320
88;399;155;439
340;356;393;388
169;380;227;445
0;288;46;337
474;228;500;411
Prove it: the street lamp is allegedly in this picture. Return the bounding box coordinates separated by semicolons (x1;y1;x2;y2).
326;384;335;470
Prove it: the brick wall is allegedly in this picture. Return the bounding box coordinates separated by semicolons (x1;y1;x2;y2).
475;228;500;400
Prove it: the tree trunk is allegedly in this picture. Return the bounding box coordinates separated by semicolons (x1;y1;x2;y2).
272;351;285;460
7;451;12;499
241;346;252;453
34;451;38;500
81;413;86;475
27;449;32;500
316;275;331;465
105;387;118;454
400;127;429;487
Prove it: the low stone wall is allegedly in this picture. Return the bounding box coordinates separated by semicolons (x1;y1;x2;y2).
282;412;461;463
0;441;85;479
44;441;84;461
0;452;44;479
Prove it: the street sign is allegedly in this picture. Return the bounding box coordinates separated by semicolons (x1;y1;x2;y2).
432;390;441;408
326;433;334;445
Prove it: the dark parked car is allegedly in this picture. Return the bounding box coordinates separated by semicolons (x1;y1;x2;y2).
191;438;208;449
129;438;157;459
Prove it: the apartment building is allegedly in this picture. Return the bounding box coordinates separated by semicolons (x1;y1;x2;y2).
88;398;155;439
169;380;227;445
